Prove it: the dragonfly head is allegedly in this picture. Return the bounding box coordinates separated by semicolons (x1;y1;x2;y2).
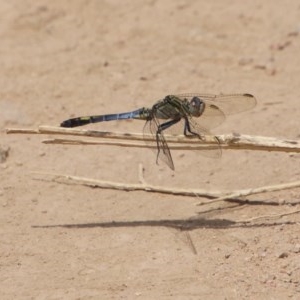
189;96;205;117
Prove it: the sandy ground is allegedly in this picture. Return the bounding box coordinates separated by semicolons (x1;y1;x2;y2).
1;0;300;299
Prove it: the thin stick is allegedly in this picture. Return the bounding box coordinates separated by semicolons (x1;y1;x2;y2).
8;126;300;221
32;171;224;198
196;180;300;206
238;209;300;223
43;138;158;149
33;171;300;223
6;125;300;153
42;138;220;150
33;171;300;206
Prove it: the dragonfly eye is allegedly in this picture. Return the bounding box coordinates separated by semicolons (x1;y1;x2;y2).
190;97;205;117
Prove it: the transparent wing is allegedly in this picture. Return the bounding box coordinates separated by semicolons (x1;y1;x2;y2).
156;117;222;159
186;117;222;158
143;117;175;170
175;93;256;129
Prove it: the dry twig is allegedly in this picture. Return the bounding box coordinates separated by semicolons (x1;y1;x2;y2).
6;125;300;153
196;180;300;205
237;209;300;223
8;125;300;222
33;171;223;198
33;171;300;204
33;171;300;222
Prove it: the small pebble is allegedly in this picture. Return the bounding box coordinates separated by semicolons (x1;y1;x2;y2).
293;244;300;253
278;252;289;259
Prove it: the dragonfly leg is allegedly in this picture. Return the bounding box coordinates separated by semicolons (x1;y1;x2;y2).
183;117;203;139
155;118;181;164
157;118;181;133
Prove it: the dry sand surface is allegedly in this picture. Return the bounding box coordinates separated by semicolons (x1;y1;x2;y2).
1;1;300;299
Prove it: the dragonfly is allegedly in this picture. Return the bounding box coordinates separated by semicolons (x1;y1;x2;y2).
60;93;256;170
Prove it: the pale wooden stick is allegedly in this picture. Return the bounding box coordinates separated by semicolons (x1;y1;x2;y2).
8;126;300;219
33;172;300;222
43;138;157;149
42;138;220;150
7;126;149;141
237;209;300;223
33;171;224;198
196;180;300;205
6;125;300;153
33;171;300;206
6;125;222;144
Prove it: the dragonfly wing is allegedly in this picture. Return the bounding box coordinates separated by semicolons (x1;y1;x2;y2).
186;116;222;159
143;118;175;170
196;93;257;114
195;102;226;130
175;93;256;129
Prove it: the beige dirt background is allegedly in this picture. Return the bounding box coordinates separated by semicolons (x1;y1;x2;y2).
1;0;300;299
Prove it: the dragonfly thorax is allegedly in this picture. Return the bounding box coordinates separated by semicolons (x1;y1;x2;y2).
189;96;205;117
